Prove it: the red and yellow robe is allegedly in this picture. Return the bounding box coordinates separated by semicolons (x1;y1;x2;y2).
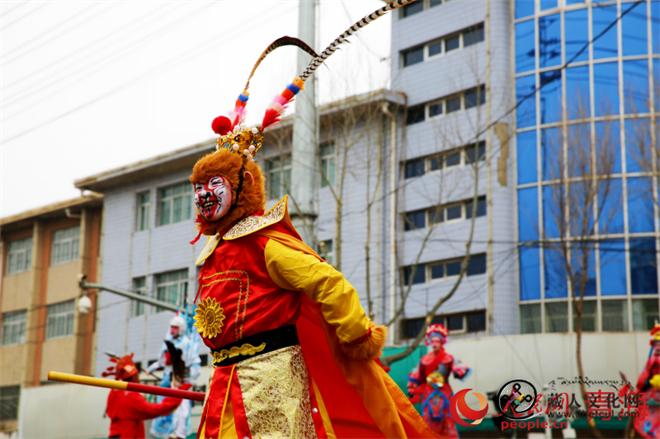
194;196;437;438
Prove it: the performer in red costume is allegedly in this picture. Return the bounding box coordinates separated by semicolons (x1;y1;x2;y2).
632;324;660;438
103;353;188;439
415;324;471;438
187;2;436;438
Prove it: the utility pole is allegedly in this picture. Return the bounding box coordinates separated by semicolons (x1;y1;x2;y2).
290;0;319;245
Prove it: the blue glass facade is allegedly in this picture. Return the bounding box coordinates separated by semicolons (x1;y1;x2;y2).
515;0;659;333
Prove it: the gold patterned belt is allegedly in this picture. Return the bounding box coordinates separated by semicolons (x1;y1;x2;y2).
211;325;299;367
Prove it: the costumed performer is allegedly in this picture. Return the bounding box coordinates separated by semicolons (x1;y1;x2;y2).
103;353;190;439
188;1;437;437
148;314;202;439
632;324;660;438
415;324;471;438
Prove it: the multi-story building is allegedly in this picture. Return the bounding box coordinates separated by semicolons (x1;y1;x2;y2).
513;0;659;333
0;195;102;435
391;0;517;337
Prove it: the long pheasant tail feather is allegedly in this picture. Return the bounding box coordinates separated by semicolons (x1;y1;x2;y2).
300;0;416;80
243;36;319;91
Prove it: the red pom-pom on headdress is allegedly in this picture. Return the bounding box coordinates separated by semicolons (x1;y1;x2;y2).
211;115;234;135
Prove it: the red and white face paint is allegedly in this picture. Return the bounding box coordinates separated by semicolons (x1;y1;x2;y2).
193;176;232;222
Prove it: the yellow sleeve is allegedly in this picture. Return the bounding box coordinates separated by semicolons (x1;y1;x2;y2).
264;238;372;344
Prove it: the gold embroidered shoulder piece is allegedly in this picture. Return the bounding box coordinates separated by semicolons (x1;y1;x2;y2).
223;196;288;240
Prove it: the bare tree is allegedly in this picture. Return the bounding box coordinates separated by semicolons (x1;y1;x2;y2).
542;100;619;438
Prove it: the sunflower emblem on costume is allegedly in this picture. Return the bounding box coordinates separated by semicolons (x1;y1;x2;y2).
194;297;225;339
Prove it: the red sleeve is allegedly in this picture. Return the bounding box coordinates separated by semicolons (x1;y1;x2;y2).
126;392;182;420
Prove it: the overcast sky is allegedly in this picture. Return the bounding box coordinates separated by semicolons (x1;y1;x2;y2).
0;0;390;217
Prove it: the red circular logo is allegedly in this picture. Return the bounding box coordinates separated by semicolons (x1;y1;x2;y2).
449;388;489;427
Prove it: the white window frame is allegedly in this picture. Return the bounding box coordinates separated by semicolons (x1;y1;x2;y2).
135;190;151;231
51;227;80;265
6;237;32;274
320;141;336;188
155;270;188;313
318;239;335;265
130;277;148;317
265;154;292;200
46;300;75;339
157;182;192;226
1;310;27;345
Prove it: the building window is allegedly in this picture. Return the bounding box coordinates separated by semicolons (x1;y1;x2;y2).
402;45;424;67
632;299;659;331
51;227;80;265
6;237;32;274
0;386;20;422
406;104;425;125
445;95;461;113
402;265;426;286
320;141;336;188
445;204;462;221
520;304;542;334
465;196;487;219
427;39;443;57
135;191;151;231
404;158;425;179
465;141;486;164
467;254;486;276
572;300;597;332
602;300;628;332
46;300;75;339
157;182;192;226
545;302;568;333
445;33;460;52
464;86;486;109
155;270;187;312
265;155;292;200
463;23;485;47
428;100;443;117
400;310;486;338
400;1;424;18
1;310;27;345
130;277;147;317
318;239;334;265
403;209;426;231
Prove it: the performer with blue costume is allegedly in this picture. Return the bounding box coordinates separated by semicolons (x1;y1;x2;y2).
148;314;201;439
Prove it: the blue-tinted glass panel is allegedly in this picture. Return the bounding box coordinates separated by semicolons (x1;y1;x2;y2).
593;5;619;59
541;0;557;10
520;247;541;300
516;74;537;128
518;188;539;241
653;0;660;53
656;60;660;111
517;131;538;184
516;20;536;73
566;66;590;119
568;181;595;236
622;3;647;56
600;239;627;296
599;178;624;234
623;60;649;114
540;70;562;123
542;127;562;180
630;238;658;294
570;246;596;296
566;0;583;3
515;0;534;20
626;118;651;172
595;121;621;174
567;124;591;178
565;9;588;62
539;14;561;68
544;247;568;298
627;177;655;233
594;62;619;117
543;185;561;239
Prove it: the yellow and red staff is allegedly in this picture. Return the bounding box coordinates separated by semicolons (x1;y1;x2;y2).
47;371;205;402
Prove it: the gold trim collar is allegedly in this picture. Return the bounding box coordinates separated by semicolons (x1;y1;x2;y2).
223;196;288;240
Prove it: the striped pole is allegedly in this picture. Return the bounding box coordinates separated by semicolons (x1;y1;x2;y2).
47;371;205;402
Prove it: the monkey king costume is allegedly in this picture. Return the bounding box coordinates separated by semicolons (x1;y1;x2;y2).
188;1;436;437
103;353;187;439
414;324;471;438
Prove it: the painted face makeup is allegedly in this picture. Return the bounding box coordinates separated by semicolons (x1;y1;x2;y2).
193;176;232;221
